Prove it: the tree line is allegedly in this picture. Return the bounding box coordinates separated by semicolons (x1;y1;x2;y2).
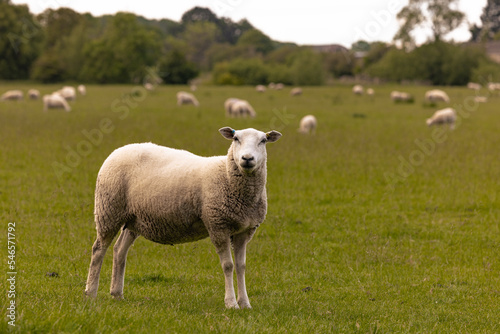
1;0;500;86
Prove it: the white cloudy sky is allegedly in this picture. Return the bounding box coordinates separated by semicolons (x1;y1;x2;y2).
12;0;486;47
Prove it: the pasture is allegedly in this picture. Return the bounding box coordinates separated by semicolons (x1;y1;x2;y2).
0;82;499;333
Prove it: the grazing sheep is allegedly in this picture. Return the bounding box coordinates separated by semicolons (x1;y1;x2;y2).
77;85;87;96
425;89;449;103
176;91;199;106
28;89;40;100
226;99;256;118
426;108;456;129
467;82;481;90
268;82;276;89
290;87;302;96
56;86;76;101
275;83;284;90
366;88;375;96
298;115;317;134
85;127;282;309
487;82;500;92
256;85;266;93
390;91;413;103
352;85;364;95
474;96;488;103
43;93;71;112
1;90;23;101
144;83;154;91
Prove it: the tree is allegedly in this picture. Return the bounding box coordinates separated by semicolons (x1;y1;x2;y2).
394;0;465;47
470;0;500;41
182;21;218;70
237;29;274;55
158;49;199;84
0;1;43;79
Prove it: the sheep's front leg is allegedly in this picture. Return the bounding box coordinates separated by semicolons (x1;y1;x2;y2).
232;229;255;309
213;237;238;309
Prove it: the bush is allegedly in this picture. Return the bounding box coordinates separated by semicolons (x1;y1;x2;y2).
158;49;199;84
213;58;269;85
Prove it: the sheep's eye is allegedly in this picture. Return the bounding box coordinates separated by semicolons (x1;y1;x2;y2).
233;137;239;142
260;138;267;144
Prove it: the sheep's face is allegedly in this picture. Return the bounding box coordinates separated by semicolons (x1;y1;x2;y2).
220;127;281;174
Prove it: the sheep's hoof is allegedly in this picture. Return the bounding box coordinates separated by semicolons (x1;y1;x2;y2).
238;300;252;309
85;290;97;298
110;292;124;300
225;301;239;309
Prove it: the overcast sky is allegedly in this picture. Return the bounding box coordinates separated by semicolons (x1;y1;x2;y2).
11;0;487;47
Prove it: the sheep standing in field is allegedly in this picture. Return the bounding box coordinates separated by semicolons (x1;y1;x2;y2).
425;89;450;103
366;88;375;96
290;87;302;96
467;82;481;90
352;84;364;95
275;83;284;90
28;89;40;100
298;115;317;134
488;82;500;92
77;85;87;96
390;91;413;103
256;85;266;93
176;91;199;106
144;83;154;91
56;86;76;101
85;127;282;309
426;108;456;129
43;93;71;112
225;98;256;118
1;90;23;101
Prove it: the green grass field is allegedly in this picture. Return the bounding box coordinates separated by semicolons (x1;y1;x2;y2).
1;82;499;333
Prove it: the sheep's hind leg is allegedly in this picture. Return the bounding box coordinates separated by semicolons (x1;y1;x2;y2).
232;230;255;309
212;236;238;309
110;228;138;299
85;234;115;298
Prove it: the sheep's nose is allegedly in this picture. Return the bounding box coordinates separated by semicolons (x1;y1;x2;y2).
242;155;254;162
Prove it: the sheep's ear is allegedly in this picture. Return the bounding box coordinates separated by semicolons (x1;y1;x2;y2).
219;127;235;140
265;130;282;143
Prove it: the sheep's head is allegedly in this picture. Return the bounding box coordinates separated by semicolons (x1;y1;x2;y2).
219;127;281;174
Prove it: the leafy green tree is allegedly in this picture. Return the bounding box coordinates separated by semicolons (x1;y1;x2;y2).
0;1;43;79
237;29;274;55
394;0;465;47
470;0;500;41
183;21;217;70
289;49;325;85
158;49;199;84
80;13;161;83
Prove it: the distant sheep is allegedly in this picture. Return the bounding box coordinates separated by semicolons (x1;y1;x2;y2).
225;98;256;118
352;85;364;95
390;91;413;103
298;115;317;134
85;127;282;309
57;86;76;101
426;108;456;129
1;90;23;101
467;82;481;90
425;89;449;103
474;96;488;103
176;91;199;106
366;88;375;96
290;87;302;96
488;82;500;91
144;83;154;91
28;89;40;100
43;93;71;112
275;83;284;90
77;85;87;96
256;85;266;93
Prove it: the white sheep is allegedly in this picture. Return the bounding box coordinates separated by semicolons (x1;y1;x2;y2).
390;91;412;103
176;91;199;106
366;88;375;96
85;127;282;309
290;87;302;96
28;89;40;100
474;96;488;103
43;93;71;112
1;90;23;101
225;99;256;118
275;83;284;90
77;85;87;96
144;83;154;91
426;108;456;129
298;115;317;134
425;89;450;103
352;84;364;95
56;86;76;101
467;82;481;90
256;85;266;93
487;82;500;91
